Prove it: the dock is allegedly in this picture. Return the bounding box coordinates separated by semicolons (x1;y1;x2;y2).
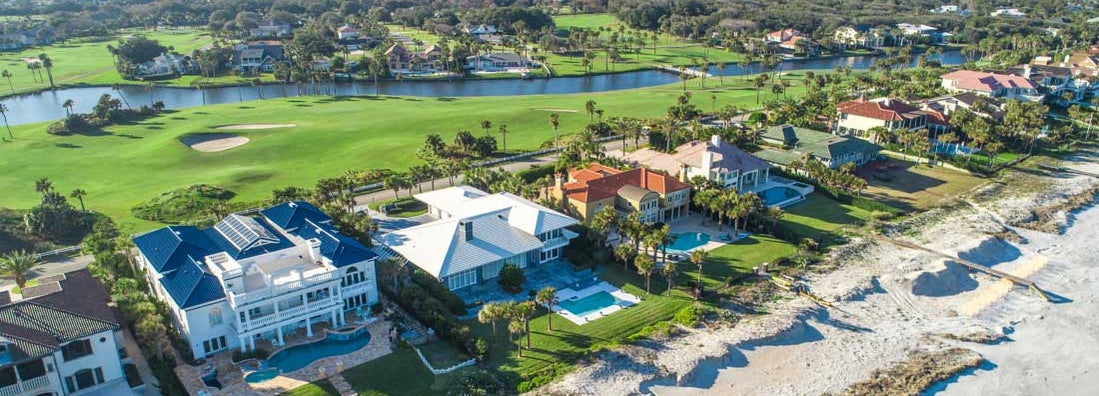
872;235;1051;301
651;64;714;78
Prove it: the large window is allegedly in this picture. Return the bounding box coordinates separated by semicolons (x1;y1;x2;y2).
203;336;228;355
61;339;93;361
446;269;478;290
64;367;104;393
209;308;223;326
343;267;366;286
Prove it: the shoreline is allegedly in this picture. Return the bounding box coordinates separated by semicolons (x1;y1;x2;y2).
543;149;1099;395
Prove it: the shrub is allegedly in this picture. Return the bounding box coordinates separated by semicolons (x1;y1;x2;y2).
452;371;500;395
370;303;384;314
497;264;525;292
674;304;704;327
410;270;467;315
131;184;241;224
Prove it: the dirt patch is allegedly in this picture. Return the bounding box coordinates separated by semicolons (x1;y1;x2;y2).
180;133;249;152
214;123;296;130
839;348;983;396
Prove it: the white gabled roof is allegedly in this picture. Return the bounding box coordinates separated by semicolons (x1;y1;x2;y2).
416;186;578;236
376;215;544;279
414;185;486;215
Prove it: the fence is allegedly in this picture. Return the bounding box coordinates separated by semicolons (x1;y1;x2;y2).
33;245;83;260
412;346;478;375
349;134;623;194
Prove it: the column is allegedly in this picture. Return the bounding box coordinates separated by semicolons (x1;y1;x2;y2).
248;336;256;352
239;336;247;353
330;310;338;327
339;310;346;325
306;317;313;337
277;327;284;345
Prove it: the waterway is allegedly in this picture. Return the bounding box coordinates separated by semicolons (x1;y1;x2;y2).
3;50;969;125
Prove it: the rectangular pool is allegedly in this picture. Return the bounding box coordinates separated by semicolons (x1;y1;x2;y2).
558;291;623;318
665;232;711;253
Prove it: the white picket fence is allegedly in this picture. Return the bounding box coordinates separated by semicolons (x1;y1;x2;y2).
33;245;83;260
412;346;477;375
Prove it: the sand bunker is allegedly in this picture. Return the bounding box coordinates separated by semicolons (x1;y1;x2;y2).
215;123;296;130
181;133;250;152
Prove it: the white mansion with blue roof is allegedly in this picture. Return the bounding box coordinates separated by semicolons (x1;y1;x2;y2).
376;186;579;290
133;202;379;359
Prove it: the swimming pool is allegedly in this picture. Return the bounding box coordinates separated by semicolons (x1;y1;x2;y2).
257;328;372;378
244;368;279;384
759;186;803;206
665;232;711;252
558;291;624;318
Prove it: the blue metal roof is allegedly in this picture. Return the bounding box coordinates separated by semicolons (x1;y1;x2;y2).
203;218;295;260
132;226;218;273
295;218;377;268
261;201;331;231
159;259;225;309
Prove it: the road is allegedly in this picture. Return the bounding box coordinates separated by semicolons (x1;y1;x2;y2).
0;253;96;289
353;138;628;208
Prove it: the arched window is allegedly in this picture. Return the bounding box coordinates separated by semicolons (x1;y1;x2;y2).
209;308;223;326
344;267;364;285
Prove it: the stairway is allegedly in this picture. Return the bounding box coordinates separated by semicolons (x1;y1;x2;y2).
329;373;357;396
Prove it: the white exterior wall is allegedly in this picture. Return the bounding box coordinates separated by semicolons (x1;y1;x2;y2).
836;113;888;135
54;329;125;395
183;301;238;359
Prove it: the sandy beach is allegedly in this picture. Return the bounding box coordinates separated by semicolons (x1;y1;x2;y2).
542;151;1099;396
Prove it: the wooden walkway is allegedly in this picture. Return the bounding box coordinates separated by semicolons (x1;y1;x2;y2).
872;235;1051;301
651;63;714;78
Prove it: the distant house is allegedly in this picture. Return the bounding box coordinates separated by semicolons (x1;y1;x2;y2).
466;25;504;45
623;135;773;192
0;269;129;395
135;52;195;78
232;42;285;73
466;52;531;71
896;23;948;45
833;97;951;141
384;44;445;73
991;8;1026;18
833;25;887;49
940;70;1043;102
1012;53;1099;102
917;92;1005;120
551;163;692;223
765;29;802;43
757;125;881;169
0;30;53;51
250;21;292;39
376;186;579;290
336;25;360;40
930;5;971;17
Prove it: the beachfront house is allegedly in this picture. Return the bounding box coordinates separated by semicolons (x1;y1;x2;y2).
757;125;881;169
0;270;129;395
1009;58;1099;103
940;70;1044;102
375;186;579;291
833;97;952;141
133;201;380;359
551;163;692;223
624;135;773;192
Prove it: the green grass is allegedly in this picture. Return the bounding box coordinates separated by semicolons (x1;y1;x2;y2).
367;197;427;218
685;235;798;289
0;28;216;96
863;156;987;212
0;77;806;231
779;193;871;243
552;13;620;31
10;279;38;295
280;380;339;396
418;340;471;368
343;347;473;396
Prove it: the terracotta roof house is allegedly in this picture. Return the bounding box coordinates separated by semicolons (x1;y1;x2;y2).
833;97;951;140
940;70;1043;101
551;163;691;223
766;29;802;43
623;135;772;192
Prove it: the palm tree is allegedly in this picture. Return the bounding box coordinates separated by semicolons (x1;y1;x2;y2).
498;124;510;151
615;243;635;273
0;103;11;140
635;254;655;294
549;113;560;148
62;99;74;116
690;249;707;297
34;178;52;196
1;70;12;93
535;287;560;331
509;320;526;357
1;250;41;289
38;53;54;89
478;303;504;343
584;99;597;122
480;119;492;136
662;261;678;294
513;301;536;348
70;189;87;212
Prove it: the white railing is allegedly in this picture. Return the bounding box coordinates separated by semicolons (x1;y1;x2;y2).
413;346;478;375
239;297;341;332
21;375;50;391
229;271;340;308
542;236;571;250
0;383;20;396
33;245;82;260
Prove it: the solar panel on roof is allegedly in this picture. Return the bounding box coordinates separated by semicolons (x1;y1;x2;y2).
214;214;278;251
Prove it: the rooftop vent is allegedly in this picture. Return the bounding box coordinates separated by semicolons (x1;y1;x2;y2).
462;221;474;241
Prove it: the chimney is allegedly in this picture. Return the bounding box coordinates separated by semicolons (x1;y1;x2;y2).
701;151;714;179
307;238;322;262
710;135;722;148
679;164;689;182
555;173;565;192
1023;64;1032;79
462;221;474;241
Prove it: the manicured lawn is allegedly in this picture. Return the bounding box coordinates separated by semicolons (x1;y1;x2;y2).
280;380;339;396
862;156;987;212
779;193;871;244
684;235;798;289
469;262;694;386
0;78;804;231
552;13;620;31
418;340;471;368
367;197;427;218
0;28;216;96
342;347;472;396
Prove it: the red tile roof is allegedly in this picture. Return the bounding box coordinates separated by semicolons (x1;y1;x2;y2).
940;70;1038;93
561;164;690;204
836;98;921;122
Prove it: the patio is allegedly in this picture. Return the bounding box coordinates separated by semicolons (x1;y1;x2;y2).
454;260;598;319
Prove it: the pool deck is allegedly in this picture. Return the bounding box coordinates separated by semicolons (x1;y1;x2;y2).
177;319;393;396
552;282;641;325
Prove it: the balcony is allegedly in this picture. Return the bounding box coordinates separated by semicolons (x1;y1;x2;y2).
0;375;52;396
228;271;340;308
238;297;342;333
